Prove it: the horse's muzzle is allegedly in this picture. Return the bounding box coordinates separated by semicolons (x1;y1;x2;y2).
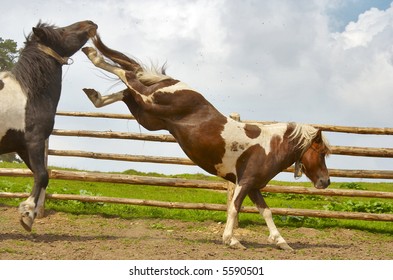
315;178;330;189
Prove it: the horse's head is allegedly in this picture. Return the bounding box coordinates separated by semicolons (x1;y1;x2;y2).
32;20;97;58
297;130;330;189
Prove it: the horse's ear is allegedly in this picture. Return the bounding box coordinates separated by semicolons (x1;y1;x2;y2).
32;27;47;41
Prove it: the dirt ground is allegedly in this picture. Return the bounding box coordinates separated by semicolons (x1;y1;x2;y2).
0;206;392;260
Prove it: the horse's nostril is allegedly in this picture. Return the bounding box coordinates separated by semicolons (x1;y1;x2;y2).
317;178;330;189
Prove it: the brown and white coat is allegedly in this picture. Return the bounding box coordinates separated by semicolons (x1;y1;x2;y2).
82;35;330;250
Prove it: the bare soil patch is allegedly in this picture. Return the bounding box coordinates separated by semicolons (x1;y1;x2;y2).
0;206;391;260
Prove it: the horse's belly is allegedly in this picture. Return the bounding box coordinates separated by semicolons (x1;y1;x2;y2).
0;72;27;141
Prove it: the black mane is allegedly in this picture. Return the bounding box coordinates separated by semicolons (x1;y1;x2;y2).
25;21;60;44
11;21;60;96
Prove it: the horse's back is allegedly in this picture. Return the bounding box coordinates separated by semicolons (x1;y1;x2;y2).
0;71;27;140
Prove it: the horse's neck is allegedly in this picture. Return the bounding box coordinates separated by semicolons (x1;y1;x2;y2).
13;50;62;99
285;136;305;166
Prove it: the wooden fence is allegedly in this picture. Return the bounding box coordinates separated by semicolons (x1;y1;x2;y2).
0;111;392;222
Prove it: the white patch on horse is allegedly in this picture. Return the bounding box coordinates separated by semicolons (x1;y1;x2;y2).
215;119;288;178
143;82;192;104
0;72;27;140
157;82;192;94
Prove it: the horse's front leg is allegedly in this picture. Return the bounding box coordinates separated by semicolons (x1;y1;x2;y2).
248;189;293;251
18;140;49;231
223;184;247;249
83;88;126;108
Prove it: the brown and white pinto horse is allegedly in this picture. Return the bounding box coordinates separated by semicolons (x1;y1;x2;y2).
82;35;330;250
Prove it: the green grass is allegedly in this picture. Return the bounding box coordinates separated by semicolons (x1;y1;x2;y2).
0;162;392;235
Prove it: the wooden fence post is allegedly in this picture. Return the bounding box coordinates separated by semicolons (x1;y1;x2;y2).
229;112;241;122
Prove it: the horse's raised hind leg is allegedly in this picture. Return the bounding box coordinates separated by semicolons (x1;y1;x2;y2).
248;189;293;251
18;141;49;231
82;47;128;84
222;184;247;249
83;88;126;108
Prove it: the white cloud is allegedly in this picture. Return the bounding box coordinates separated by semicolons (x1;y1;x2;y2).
333;6;393;49
328;5;393;125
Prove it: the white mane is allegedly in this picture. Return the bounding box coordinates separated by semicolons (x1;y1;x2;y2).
137;62;173;86
289;123;330;153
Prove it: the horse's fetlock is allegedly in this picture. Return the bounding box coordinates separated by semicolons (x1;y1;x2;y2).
268;233;282;244
222;233;232;245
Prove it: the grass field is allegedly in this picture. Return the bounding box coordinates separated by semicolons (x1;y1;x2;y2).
0;161;392;235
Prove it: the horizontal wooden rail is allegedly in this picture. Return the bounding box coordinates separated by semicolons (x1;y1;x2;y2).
263;185;393;198
331;146;393;158
46;149;393;179
51;130;393;158
1;192;392;221
57;111;393;135
285;166;393;180
0;168;227;190
246;121;393;135
0;168;392;197
57;111;135;120
48;149;195;165
51;129;176;143
48;146;393;162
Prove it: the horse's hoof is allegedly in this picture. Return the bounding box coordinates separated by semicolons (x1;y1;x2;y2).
229;240;247;250
230;243;247;250
83;88;98;98
277;242;294;251
20;215;33;232
81;47;94;55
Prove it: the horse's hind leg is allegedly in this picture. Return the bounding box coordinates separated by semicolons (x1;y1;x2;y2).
83;88;126;108
18;141;48;231
248;189;293;251
82;47;129;84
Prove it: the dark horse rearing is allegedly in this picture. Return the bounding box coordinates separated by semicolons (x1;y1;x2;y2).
82;35;330;250
0;20;97;231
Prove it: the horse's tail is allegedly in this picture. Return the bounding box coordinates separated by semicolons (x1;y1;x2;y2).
92;34;143;74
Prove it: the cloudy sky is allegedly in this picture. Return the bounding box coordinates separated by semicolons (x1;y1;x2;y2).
1;0;392;181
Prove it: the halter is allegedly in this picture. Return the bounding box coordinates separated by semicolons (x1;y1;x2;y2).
294;161;303;179
294;144;322;179
37;44;73;65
